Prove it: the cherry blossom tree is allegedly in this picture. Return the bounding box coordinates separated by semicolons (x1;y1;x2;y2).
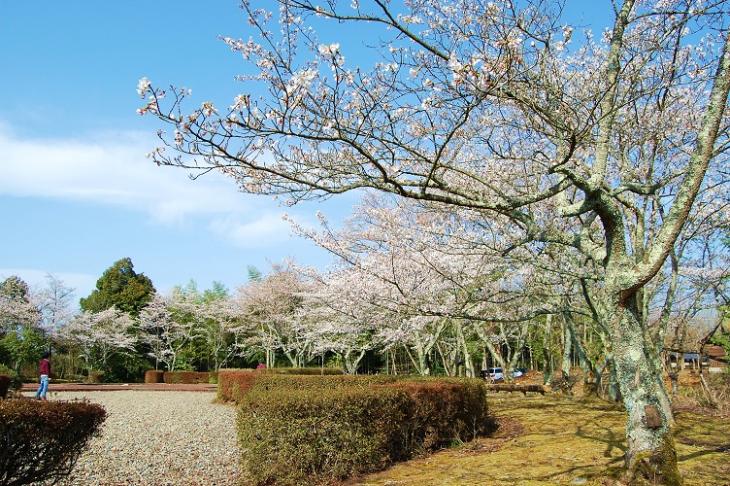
138;294;197;372
141;0;730;480
297;268;377;373
291;195;555;376
61;308;136;374
474;319;530;382
0;291;39;335
233;262;314;367
34;274;75;333
195;298;252;371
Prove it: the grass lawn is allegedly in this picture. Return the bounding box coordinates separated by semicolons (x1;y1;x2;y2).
356;394;730;486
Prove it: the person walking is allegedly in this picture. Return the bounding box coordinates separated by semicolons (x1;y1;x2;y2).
35;351;51;400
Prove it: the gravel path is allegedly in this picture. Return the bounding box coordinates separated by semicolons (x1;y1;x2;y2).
30;391;240;485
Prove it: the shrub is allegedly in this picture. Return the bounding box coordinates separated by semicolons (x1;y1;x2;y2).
85;371;104;384
378;380;494;451
250;374;398;393
0;376;9;400
218;368;348;402
144;370;164;384
217;369;258;402
162;371;215;384
0;365;21;392
0;399;106;486
237;379;494;485
238;386;410;485
260;367;344;376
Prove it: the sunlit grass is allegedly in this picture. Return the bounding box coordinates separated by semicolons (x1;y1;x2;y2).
355;394;730;486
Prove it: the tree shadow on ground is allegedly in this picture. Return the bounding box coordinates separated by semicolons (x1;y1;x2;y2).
358;395;730;486
576;421;627;457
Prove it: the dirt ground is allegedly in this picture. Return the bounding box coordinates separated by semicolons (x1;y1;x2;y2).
356;393;730;486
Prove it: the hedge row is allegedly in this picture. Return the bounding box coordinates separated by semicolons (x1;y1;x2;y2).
217;369;258;403
259;367;344;376
217;368;345;402
144;370;164;384
237;379;494;485
162;371;217;384
142;370;218;384
0;399;106;485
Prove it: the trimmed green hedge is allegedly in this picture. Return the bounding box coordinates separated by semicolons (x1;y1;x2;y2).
162;371;216;384
259;367;344;376
237;379;494;485
217;368;346;403
0;399;106;485
251;374;398;393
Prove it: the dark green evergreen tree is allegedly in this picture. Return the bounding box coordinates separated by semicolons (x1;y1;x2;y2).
80;258;155;315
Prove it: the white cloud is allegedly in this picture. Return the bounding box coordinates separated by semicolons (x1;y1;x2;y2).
209;213;292;248
0;123;353;260
0;125;247;224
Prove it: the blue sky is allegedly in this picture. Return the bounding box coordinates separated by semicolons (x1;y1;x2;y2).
0;1;609;303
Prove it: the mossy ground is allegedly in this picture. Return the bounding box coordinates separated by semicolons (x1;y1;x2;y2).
354;393;730;486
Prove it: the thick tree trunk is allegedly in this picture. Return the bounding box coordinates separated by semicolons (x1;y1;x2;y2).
609;301;681;485
343;349;366;374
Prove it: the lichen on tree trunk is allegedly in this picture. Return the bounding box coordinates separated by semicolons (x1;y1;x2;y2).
607;299;681;485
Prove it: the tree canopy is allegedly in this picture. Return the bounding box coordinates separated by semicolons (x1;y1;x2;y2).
80;258;155;315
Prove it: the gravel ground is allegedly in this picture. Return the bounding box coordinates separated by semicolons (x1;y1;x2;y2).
28;391;240;485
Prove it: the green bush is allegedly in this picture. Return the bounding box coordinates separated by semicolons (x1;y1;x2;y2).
237;379;494;485
250;373;487;394
260;367;344;376
380;380;494;450
162;371;216;384
0;399;106;485
251;373;397;392
218;368;347;402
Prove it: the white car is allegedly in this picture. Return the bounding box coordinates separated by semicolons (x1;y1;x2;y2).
484;367;523;381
